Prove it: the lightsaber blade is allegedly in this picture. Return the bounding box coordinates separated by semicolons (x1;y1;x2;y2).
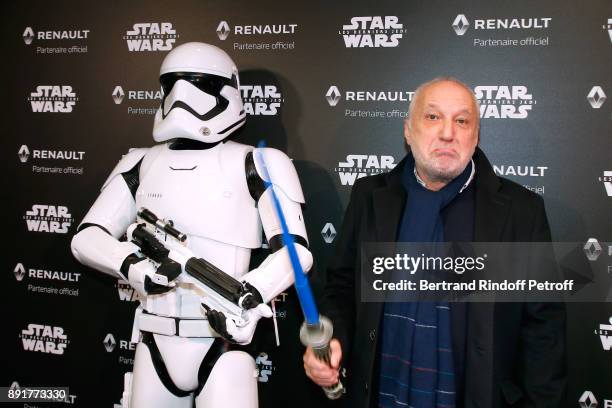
255;142;345;399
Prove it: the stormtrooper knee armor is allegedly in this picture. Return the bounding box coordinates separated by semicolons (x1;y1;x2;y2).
71;42;312;408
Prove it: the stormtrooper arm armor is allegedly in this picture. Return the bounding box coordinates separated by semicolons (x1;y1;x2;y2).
241;147;313;303
70;149;158;291
205;147;312;344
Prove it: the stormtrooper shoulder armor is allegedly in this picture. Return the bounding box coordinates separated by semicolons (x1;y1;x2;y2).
77;147;152;238
102;148;150;191
252;147;305;204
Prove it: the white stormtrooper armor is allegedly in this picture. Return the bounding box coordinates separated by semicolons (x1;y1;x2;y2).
71;42;312;408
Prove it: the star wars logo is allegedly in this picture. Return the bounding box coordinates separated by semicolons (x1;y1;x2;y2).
116;280;141;302
124;23;178;52
596;317;612;351
19;324;69;355
24;205;73;234
335;155;396;186
240;85;283;115
22;26;90;45
28;85;78;113
255;352;276;382
600;171;612;197
340;16;406;48
474;86;535;119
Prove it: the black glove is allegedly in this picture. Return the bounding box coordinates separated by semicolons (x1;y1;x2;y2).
202;304;235;342
121;254;181;295
145;257;181;294
239;282;264;310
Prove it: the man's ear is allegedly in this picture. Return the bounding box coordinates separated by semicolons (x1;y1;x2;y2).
403;118;411;146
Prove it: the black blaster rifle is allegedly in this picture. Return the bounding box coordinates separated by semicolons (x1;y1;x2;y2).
127;207;262;324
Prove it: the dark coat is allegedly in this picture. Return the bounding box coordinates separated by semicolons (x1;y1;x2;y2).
322;147;566;408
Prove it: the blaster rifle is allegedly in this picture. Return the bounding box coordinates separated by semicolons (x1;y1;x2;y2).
127;208;262;322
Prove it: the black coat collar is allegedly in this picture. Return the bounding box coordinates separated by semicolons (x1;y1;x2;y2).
372;147;511;242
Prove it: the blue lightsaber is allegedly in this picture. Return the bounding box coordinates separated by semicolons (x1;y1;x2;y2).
255;142;345;399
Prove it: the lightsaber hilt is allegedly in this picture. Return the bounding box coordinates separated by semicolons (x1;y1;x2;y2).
300;315;345;400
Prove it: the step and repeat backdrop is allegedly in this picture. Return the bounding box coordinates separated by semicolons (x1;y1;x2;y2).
3;0;612;407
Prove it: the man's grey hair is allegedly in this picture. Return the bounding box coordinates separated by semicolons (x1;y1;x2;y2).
407;77;480;130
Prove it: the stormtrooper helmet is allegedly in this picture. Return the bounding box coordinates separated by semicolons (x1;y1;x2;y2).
153;42;245;143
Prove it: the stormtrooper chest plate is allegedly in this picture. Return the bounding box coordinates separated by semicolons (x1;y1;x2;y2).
135;142;262;249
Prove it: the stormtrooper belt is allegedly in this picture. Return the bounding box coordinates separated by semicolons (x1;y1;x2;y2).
137;311;219;338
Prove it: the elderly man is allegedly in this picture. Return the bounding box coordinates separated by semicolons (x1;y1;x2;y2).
303;78;566;408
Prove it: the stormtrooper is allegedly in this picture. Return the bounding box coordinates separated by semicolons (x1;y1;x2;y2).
71;42;312;408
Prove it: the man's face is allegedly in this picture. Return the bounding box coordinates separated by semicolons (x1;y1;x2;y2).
404;81;479;186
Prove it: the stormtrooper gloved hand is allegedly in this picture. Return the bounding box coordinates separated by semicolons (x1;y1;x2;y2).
120;254;182;297
205;303;273;345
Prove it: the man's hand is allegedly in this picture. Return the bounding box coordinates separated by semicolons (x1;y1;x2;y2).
303;339;342;387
